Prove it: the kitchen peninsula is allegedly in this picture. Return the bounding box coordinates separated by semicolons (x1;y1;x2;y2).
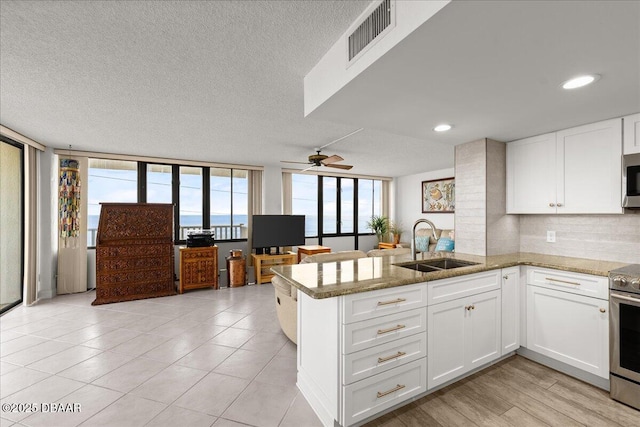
271;252;625;427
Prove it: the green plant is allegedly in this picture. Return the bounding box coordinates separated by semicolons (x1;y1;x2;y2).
366;215;389;242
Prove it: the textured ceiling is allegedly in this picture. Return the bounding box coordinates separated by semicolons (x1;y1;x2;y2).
1;1;638;178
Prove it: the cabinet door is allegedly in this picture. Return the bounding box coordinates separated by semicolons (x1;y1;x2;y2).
623;113;640;154
427;298;466;389
506;133;557;213
467;290;501;370
527;285;609;378
557;118;622;214
501;267;519;355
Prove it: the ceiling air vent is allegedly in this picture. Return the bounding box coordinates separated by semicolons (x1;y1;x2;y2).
347;0;396;64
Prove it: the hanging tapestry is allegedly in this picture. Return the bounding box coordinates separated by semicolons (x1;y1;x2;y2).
59;159;81;247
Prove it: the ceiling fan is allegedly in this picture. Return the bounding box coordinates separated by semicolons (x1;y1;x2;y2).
281;128;363;171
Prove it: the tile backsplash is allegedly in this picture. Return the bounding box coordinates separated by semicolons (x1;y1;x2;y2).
519;214;640;264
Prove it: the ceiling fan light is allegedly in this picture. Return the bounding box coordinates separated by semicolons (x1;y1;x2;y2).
561;74;600;89
434;124;452;132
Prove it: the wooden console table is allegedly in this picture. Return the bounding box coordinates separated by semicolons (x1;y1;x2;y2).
378;242;397;249
179;246;219;293
252;253;296;284
297;245;331;263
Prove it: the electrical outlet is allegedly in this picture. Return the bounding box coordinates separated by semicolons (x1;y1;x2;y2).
546;230;556;243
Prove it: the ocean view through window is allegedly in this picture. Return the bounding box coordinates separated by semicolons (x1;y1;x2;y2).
87;158;251;246
291;173;382;239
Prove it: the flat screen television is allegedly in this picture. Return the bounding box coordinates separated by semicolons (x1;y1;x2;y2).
252;215;305;253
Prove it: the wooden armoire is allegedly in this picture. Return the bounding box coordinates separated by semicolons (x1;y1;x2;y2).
92;203;176;305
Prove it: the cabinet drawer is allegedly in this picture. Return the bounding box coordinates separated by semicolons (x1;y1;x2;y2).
343;308;426;354
342;358;427;426
527;267;608;300
343;333;426;385
427;270;500;305
342;284;427;324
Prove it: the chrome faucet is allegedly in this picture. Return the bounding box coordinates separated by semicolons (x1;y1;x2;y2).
411;219;438;260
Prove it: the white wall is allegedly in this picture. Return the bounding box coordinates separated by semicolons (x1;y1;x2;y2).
304;0;450;115
38;148;57;300
262;165;282;215
393;167;455;242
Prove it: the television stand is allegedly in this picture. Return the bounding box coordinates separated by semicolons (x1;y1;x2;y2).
251;252;296;285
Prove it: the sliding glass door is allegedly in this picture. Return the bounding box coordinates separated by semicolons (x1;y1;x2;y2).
0;138;24;314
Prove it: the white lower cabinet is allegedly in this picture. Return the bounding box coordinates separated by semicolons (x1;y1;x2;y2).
427;289;501;389
526;284;609;378
343;358;427;426
501;267;520;355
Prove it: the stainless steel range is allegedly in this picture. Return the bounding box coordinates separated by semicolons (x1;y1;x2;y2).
609;264;640;410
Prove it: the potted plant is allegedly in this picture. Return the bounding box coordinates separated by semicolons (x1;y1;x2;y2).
389;221;403;244
366;215;389;242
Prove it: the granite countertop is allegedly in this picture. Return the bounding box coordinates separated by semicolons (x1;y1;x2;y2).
270;252;627;299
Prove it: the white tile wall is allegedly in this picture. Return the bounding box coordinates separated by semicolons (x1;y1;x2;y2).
519;214;640;263
454;139;519;257
455;139;487;256
486;139;520;256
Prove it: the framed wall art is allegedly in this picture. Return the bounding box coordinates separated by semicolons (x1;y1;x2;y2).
422;177;455;213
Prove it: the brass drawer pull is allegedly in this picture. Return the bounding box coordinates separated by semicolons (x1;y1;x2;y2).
377;324;406;335
377;384;406;398
377;298;407;306
377;351;407;363
545;277;581;286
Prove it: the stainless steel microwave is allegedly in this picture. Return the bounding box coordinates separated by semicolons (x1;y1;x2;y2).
623;153;640;208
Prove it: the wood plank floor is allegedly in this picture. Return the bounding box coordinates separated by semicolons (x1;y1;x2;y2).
364;356;640;427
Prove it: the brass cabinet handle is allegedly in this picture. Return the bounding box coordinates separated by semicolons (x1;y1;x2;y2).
545;277;581;286
557;203;563;207
377;298;407;306
600;308;606;313
549;203;555;207
377;324;406;335
503;275;509;280
377;351;406;363
377;384;406;398
465;305;475;311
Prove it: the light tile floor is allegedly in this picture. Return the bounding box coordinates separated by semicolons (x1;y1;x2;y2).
0;285;323;427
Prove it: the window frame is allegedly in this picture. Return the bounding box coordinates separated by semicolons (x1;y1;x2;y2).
291;173;383;243
87;159;250;247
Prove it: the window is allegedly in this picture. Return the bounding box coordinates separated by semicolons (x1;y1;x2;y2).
323;177;337;234
0;139;23;314
358;179;382;233
340;178;354;233
87;159;138;246
292;174;318;237
232;170;248;239
87;157;253;245
147;164;172;203
179;166;203;240
291;173;383;238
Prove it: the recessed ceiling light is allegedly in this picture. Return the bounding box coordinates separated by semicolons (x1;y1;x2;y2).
561;74;601;89
434;124;452;132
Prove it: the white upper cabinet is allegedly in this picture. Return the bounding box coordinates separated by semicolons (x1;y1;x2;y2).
623;113;640;154
507;118;623;214
507;132;557;213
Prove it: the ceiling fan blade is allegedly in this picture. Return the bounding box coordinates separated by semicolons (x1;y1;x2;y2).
321;155;344;165
301;165;318;172
318;128;364;150
281;160;312;164
324;163;353;170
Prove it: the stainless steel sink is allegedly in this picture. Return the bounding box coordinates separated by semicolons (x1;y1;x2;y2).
395;258;479;272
